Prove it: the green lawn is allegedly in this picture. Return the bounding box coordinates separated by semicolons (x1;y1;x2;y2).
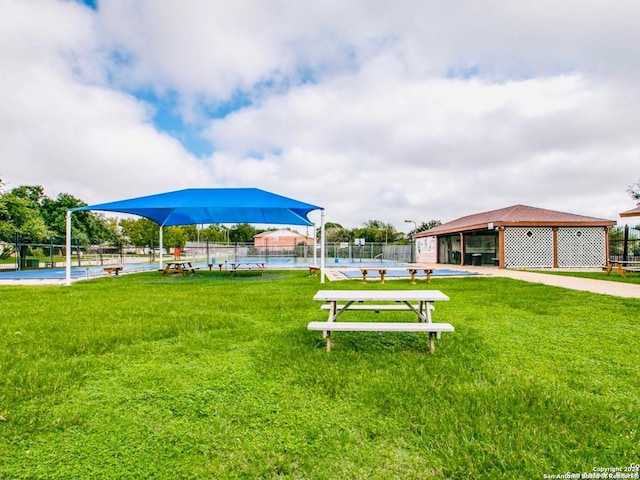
1;271;638;479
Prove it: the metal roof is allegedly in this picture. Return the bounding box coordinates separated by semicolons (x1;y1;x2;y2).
620;206;640;218
416;205;616;237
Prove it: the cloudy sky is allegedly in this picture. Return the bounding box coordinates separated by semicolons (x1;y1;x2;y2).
1;0;639;231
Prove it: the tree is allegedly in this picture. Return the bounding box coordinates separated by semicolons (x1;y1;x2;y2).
415;220;442;234
324;222;351;243
120;218;159;249
627;180;640;204
200;224;228;242
41;193;116;243
228;224;262;243
352;220;400;243
0;189;49;243
164;226;189;248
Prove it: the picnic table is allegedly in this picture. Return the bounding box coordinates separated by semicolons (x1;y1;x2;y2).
228;261;266;276
605;260;640;277
162;260;199;276
103;265;123;276
308;289;453;352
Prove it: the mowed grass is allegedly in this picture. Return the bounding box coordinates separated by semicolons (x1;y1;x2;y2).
1;270;638;479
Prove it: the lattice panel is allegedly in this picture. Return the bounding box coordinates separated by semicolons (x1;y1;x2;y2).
557;227;606;267
504;227;554;267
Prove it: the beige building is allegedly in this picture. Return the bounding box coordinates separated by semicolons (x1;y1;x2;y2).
414;205;616;269
253;229;312;249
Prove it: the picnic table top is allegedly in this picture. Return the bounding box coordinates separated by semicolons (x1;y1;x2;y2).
313;290;449;302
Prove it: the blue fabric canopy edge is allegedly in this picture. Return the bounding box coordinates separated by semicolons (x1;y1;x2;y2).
72;188;323;226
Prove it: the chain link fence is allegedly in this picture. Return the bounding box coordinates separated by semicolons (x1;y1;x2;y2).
1;237;413;271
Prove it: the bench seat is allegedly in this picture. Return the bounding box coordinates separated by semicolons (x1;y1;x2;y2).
307;321;454;353
308;321;453;332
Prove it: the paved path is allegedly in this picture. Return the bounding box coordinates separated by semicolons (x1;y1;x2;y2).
465;267;640;299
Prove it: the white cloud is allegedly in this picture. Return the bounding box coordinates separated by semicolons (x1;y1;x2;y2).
0;0;639;232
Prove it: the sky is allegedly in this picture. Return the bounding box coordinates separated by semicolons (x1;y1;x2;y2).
1;0;639;232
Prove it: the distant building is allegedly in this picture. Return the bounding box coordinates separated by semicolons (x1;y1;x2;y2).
253;229;312;250
414;205;616;269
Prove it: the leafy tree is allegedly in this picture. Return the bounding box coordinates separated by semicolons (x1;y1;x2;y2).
415;220;442;234
119;218;191;250
323;222;351;242
164;226;189;248
0;189;49;243
228;224;262;243
41;193;116;243
120;218;159;249
352;220;400;243
200;224;228;242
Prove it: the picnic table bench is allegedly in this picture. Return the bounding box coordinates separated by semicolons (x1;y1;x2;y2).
103;265;123;276
359;267;388;283
308;321;454;353
358;266;435;283
310;290;452;352
406;267;434;284
228;262;266;276
308;266;321;276
604;260;640;277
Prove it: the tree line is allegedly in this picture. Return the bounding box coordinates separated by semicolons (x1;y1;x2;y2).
0;182;441;254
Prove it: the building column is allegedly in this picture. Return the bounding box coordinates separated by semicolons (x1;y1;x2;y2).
498;227;505;269
552;227;558;268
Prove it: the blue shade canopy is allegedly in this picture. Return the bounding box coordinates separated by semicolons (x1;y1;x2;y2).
72;188;322;226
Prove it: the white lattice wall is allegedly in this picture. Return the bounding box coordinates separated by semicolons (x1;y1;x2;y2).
504;227;554;267
557;227;606;267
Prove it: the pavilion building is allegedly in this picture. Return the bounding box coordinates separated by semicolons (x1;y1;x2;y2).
414;205;616;269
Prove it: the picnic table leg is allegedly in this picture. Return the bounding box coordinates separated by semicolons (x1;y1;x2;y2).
361;269;367;283
409;269;417;284
429;333;435;354
379;269;385;283
425;269;432;283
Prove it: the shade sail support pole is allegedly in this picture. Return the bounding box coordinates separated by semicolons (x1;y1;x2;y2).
320;210;325;284
65;210;72;286
158;224;165;270
313;223;317;266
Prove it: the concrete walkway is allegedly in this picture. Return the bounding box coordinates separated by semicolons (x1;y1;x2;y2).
461;266;640;299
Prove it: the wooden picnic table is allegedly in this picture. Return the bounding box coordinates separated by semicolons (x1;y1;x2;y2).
162;260;199;276
309;289;453;352
605;260;640;277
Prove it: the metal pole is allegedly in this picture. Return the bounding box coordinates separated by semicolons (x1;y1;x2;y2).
320;210;326;283
65;210;72;285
